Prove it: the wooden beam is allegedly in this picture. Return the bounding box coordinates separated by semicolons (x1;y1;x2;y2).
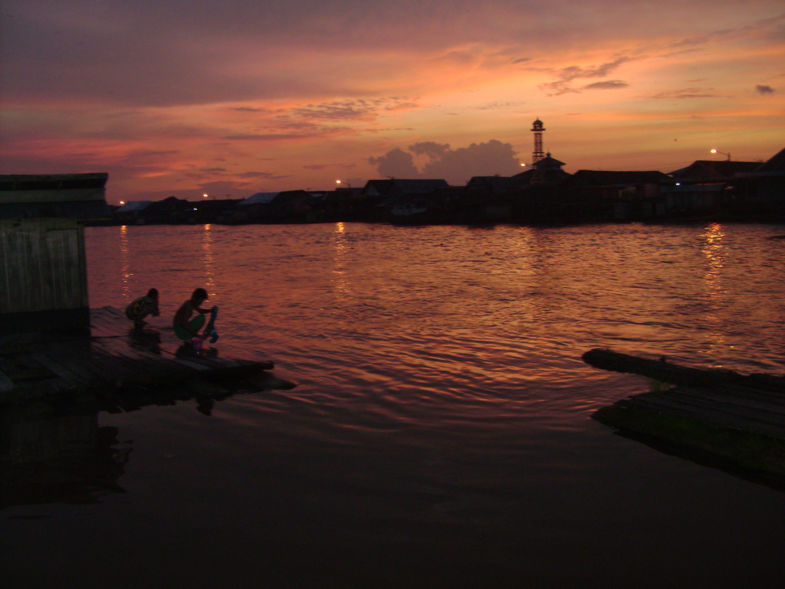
582;348;785;392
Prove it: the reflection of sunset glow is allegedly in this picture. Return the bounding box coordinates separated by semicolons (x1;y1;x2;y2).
699;222;729;358
701;222;726;297
510;228;541;323
332;222;350;297
201;224;216;297
119;225;131;299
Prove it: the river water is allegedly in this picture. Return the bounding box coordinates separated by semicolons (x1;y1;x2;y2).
4;222;785;587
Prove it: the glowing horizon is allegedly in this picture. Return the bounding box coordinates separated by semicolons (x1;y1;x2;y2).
1;0;783;204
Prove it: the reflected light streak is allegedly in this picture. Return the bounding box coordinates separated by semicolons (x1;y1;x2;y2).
119;225;131;299
699;222;729;357
511;227;542;324
201;224;216;297
332;222;351;297
701;222;726;298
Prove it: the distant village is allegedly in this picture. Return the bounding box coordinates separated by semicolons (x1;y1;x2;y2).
111;140;785;226
2;120;784;227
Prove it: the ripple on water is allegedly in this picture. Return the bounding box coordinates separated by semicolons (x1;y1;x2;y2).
85;222;785;438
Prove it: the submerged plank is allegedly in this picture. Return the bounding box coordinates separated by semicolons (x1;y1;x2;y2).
593;401;785;489
0;306;291;407
586;349;785;490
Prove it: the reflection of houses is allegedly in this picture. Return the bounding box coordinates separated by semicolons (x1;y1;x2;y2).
0;173;109;334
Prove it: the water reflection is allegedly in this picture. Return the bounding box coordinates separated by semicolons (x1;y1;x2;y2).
84;222;785;399
0;407;129;508
701;222;726;299
332;222;351;296
32;223;785;586
511;227;544;323
698;223;731;359
201;224;216;298
0;368;293;508
119;225;131;300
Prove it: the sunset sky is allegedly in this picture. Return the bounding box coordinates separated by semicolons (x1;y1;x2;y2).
1;0;783;204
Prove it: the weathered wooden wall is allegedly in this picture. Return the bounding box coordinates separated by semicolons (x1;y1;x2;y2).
0;218;89;333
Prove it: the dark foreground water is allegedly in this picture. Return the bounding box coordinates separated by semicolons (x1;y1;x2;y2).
3;222;785;587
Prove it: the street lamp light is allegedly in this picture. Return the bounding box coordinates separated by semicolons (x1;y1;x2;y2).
710;148;731;161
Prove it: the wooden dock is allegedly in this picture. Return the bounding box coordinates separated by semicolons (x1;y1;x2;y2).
584;349;785;489
0;306;294;412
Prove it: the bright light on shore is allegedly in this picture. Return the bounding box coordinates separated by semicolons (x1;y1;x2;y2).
710;148;730;160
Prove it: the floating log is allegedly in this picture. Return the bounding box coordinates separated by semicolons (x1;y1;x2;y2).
582;348;785;392
584;348;785;490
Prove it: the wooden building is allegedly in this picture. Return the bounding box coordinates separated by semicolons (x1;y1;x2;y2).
0;173;109;334
668;160;762;217
726;148;785;218
362;179;449;200
0;173;109;219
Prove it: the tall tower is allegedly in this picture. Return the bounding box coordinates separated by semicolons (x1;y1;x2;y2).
531;118;545;164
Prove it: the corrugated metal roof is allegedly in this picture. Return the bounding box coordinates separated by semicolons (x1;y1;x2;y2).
240;192;278;205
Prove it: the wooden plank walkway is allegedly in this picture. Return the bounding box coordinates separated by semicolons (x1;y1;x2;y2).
584;349;785;489
0;306;294;409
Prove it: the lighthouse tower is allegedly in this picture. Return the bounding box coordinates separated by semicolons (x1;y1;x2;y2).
531;118;545;164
